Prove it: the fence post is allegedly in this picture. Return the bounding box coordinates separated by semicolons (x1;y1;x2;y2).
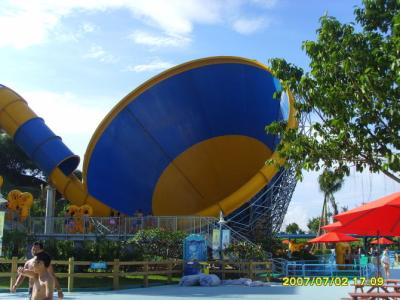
68;257;74;292
248;262;254;279
221;261;225;280
9;257;18;290
113;259;120;290
143;262;149;287
167;261;173;283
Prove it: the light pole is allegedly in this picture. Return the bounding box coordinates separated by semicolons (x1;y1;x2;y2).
218;210;226;260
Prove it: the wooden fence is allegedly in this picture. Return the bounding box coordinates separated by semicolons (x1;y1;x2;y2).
0;258;272;292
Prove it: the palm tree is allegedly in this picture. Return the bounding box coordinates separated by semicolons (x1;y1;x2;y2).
317;169;344;236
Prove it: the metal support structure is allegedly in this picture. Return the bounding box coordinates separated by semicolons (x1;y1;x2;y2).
218;211;226;259
221;109;312;240
44;185;56;234
226;167;297;240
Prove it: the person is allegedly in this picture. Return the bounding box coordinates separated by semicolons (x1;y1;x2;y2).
18;252;54;300
63;211;70;234
109;211;117;232
344;249;351;265
381;248;390;278
83;210;90;233
11;242;63;299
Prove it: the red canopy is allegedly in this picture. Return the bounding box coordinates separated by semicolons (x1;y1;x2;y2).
370;237;395;245
308;232;358;243
281;239;290;244
321;221;343;232
333;192;400;236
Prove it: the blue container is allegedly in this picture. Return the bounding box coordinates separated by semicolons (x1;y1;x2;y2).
184;261;201;276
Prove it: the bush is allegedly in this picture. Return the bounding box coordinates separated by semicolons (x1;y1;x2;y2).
128;228;187;261
223;242;268;261
2;229;33;258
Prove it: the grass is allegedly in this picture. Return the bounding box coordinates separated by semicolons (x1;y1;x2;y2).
0;275;181;291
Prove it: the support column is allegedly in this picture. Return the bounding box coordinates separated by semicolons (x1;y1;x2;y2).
44;185;56;234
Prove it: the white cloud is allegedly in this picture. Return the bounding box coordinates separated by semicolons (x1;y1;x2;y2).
82;22;96;33
84;45;118;63
282;203;309;232
0;0;277;49
17;88;115;162
22;90;109;136
232;17;267;35
126;59;174;72
130;31;191;48
54;22;98;43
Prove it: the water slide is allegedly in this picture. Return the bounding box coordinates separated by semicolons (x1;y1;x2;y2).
0;56;296;217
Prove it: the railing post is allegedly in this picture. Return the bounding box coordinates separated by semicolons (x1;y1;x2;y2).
9;256;18;290
221;261;225;280
113;259;120;290
167;261;173;283
68;257;74;292
143;262;149;287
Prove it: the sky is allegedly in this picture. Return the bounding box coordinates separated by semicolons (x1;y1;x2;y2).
0;0;399;229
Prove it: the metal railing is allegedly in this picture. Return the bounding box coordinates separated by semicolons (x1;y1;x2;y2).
285;262;369;278
21;216;217;237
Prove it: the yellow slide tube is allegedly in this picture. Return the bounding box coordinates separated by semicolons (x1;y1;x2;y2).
0;85;110;216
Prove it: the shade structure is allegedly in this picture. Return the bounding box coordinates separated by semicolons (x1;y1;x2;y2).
370;237;395;245
281;239;290;244
321;221;343;232
333;192;400;236
308;232;358;243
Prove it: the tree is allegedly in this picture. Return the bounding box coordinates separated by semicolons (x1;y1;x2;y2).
318;169;344;217
0;133;46;195
317;169;344;236
285;223;304;234
307;217;320;234
267;0;400;183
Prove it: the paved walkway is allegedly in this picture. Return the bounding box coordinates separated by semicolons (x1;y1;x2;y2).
2;268;398;300
0;285;354;300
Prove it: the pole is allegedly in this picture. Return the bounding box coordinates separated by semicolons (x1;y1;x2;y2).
44;185;56;234
218;211;226;260
377;231;381;277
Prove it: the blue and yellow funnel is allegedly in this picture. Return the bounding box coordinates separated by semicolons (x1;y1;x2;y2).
0;56;295;217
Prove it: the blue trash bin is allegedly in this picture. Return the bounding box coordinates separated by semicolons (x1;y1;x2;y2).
184;261;201;276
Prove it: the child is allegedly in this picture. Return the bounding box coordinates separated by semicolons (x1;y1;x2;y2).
18;252;54;300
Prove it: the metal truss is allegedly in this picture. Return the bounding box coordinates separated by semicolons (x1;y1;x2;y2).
225;109;309;240
226;166;297;240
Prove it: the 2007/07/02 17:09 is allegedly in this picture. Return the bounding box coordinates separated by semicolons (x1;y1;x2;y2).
282;277;384;286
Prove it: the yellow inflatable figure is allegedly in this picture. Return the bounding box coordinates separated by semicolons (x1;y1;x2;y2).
66;204;94;233
289;241;306;253
336;242;351;268
18;192;33;221
6;190;33;222
6;189;20;221
79;204;93;233
74;208;84;233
